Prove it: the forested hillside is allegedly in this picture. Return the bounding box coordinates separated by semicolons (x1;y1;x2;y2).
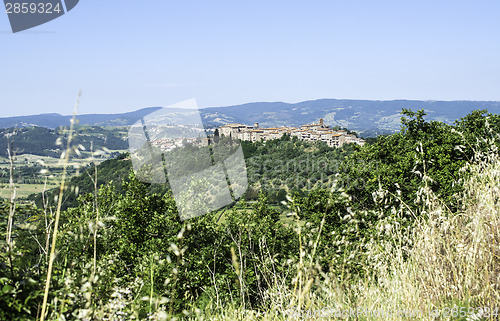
1;109;499;320
0;126;128;158
29;135;360;210
0;107;162;129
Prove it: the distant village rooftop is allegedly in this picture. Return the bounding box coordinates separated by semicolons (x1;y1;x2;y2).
219;119;365;148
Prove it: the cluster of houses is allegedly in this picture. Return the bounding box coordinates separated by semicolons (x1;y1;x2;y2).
218;119;365;148
150;136;210;152
148;119;365;151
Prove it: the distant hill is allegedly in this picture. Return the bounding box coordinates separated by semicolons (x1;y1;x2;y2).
201;99;500;136
0;126;128;157
2;99;500;137
0;107;162;129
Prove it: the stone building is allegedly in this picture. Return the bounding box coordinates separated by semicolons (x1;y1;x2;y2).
218;119;365;147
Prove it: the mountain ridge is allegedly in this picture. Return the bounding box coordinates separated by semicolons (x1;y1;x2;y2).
1;99;500;136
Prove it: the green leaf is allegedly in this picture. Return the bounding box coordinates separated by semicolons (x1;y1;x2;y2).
2;284;14;294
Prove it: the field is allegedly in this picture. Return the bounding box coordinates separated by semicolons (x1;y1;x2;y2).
0;150;127;200
0;183;59;199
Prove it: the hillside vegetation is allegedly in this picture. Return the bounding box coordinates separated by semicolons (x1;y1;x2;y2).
0;109;499;320
0;126;128;158
30;135;359;210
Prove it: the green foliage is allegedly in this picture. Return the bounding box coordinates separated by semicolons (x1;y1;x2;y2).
242;138;355;201
0;201;45;320
342;109;471;215
32;136;355;210
0;125;128;158
28;153;135;210
2;109;499;319
19;173;297;318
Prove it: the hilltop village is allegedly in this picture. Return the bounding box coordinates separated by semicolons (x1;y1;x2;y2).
149;119;365;151
219;119;365;148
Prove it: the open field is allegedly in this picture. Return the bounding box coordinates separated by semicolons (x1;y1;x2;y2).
0;151;127;200
0;183;59;199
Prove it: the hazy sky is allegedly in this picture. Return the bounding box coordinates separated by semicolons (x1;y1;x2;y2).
1;0;500;117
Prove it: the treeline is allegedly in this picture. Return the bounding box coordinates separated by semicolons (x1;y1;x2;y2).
241;136;359;201
29;135;360;209
0;164;81;185
0;125;128;158
1;109;499;319
31;108;500;214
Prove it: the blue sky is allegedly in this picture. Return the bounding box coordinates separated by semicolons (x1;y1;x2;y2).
1;0;500;117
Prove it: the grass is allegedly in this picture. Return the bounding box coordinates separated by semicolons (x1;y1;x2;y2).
0;183;58;199
0;153;93;168
168;146;500;321
2;114;499;320
40;93;81;321
0;151;125;201
198;147;500;320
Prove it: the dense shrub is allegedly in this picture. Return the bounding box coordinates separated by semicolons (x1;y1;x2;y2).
1;109;499;319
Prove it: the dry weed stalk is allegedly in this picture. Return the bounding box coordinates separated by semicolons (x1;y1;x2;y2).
40;91;81;321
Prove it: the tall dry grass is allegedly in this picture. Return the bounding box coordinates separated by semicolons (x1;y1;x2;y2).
195;148;499;320
40;92;80;321
337;150;499;320
6;110;496;319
